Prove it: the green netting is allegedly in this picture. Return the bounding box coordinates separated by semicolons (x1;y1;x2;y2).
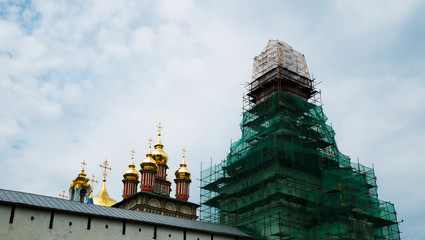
200;90;400;240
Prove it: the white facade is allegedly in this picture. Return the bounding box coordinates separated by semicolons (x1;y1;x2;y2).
0;204;245;240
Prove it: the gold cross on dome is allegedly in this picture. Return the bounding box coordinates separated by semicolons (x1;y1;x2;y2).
148;138;152;148
182;147;187;158
130;149;136;160
100;159;112;180
89;174;98;189
81;160;87;171
157;122;163;135
58;190;68;199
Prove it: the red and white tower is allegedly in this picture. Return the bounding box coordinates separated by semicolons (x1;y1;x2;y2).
174;148;191;201
151;123;172;196
140;139;157;192
122;149;140;199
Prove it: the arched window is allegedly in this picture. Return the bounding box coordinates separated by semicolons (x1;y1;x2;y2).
79;189;87;203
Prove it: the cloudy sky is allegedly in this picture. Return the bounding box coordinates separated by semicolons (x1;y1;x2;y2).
1;0;424;238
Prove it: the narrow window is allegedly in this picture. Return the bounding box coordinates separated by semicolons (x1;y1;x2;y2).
183;230;187;240
87;216;91;230
69;222;72;226
9;206;15;224
169;233;171;237
105;224;109;229
153;225;157;239
139;228;142;232
122;220;126;235
49;211;54;229
31;216;34;220
211;233;214;240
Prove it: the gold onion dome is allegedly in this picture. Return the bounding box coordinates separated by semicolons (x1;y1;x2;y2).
94;159;117;207
175;149;191;181
70;169;90;189
141;139;157;171
93;180;117;207
152;123;168;165
123;150;140;180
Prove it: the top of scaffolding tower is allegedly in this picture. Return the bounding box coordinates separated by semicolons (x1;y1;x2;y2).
252;40;311;81
248;40;315;103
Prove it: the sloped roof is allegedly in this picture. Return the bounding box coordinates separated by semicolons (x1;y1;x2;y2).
0;188;252;239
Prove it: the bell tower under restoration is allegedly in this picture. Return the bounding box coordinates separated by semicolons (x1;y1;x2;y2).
200;40;400;240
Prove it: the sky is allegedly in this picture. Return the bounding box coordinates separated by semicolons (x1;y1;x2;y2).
0;0;424;238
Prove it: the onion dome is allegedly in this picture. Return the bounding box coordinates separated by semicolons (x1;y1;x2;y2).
141;139;157;171
70;168;90;189
123;150;140;180
93;180;117;207
93;159;117;207
152;123;168;165
175;149;191;181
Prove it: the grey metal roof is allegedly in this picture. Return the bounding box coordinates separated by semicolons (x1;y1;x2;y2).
0;188;252;238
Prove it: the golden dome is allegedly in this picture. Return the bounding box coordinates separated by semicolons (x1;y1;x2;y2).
175;149;191;181
152;145;168;164
70;169;90;189
123;150;140;180
93;180;117;207
152;123;168;164
141;139;157;171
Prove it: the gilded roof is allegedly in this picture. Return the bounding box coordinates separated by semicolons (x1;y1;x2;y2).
93;180;117;207
70;169;90;189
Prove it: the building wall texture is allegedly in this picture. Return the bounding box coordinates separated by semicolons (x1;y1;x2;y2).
0;205;240;240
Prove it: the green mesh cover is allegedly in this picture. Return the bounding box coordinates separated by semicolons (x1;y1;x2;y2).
200;91;400;240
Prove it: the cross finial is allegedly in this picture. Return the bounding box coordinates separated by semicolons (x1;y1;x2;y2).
181;147;187;165
130;149;136;160
100;159;112;180
157;122;163;135
81;160;87;171
148;138;153;148
89;174;98;190
58;190;68;199
182;147;187;158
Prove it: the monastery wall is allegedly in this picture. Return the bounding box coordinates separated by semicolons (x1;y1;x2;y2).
0;205;238;240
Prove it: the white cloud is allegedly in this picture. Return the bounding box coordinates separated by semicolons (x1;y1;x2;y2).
131;27;156;54
332;0;423;34
0;0;424;238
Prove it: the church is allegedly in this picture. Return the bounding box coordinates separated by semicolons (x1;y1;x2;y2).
0;123;252;240
68;123;199;220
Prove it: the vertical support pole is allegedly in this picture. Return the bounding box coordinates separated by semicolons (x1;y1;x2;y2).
49;211;55;229
9;206;15;224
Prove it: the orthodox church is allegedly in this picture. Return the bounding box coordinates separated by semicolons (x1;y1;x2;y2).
68;123;198;220
0;123;251;240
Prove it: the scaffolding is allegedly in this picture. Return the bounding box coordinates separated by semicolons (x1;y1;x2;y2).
200;40;400;240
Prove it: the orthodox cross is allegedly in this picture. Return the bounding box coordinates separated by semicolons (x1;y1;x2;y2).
58;190;68;199
100;159;112;180
81;160;87;171
89;174;98;190
157;122;163;135
182;147;187;159
130;149;136;160
148;138;153;149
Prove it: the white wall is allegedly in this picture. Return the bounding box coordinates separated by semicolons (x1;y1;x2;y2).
0;205;249;240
